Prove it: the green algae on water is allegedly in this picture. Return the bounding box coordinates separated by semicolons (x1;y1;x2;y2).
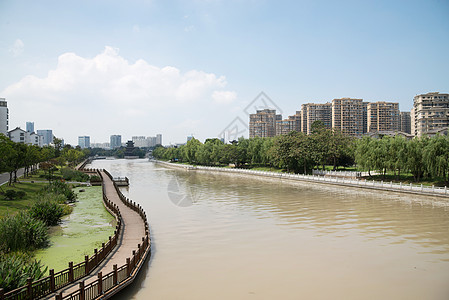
34;186;116;273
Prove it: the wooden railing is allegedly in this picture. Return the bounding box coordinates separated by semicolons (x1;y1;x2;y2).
55;170;151;300
1;170;122;300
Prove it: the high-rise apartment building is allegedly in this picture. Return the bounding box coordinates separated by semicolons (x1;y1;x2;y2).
0;98;8;136
110;135;122;149
37;130;53;145
26;122;34;133
301;103;332;134
249;109;282;138
132;136;148;148
78;136;90;149
399;111;411;134
332;98;365;136
411;92;449;136
367;102;400;132
156;134;162;146
276;112;301;135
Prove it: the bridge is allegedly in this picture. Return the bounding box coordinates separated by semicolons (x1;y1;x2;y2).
2;169;151;300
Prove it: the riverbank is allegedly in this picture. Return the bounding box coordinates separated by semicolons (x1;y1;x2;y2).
155;160;449;200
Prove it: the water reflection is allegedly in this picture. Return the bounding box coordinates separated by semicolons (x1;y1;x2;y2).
90;159;449;300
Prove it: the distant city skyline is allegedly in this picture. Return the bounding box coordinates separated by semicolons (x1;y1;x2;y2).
0;1;447;145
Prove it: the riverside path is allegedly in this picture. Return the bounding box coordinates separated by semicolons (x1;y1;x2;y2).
43;170;148;299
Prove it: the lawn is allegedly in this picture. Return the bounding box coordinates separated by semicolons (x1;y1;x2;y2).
0;169;65;218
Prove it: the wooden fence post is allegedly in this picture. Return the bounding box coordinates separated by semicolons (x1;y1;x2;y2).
98;272;103;295
50;269;55;292
69;262;74;282
27;277;32;299
85;255;89;274
79;281;85;300
113;264;118;284
126;258;131;277
94;249;98;266
55;292;62;300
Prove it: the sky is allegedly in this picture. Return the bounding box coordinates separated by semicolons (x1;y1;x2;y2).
0;0;448;145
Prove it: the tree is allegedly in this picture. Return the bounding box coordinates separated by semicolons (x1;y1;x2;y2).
423;134;449;184
406;137;428;182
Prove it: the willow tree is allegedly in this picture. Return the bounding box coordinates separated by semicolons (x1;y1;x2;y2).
423;134;449;184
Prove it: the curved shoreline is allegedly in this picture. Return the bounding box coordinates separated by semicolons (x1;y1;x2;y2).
154;160;449;200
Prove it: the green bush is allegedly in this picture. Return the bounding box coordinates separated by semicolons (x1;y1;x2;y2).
90;175;101;183
60;168;89;182
0;211;49;252
0;252;47;292
39;181;76;203
4;190;17;200
16;191;26;199
29;199;64;226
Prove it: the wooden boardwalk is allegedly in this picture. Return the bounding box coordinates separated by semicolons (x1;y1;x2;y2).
43;170;149;300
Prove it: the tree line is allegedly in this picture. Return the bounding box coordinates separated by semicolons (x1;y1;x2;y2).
153;122;449;184
153;122;354;173
0;134;87;185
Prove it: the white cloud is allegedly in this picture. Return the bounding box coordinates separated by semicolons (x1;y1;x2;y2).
2;46;236;144
9;39;24;57
212;90;237;104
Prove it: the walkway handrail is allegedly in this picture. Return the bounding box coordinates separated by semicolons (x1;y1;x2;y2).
54;170;151;300
2;170;122;300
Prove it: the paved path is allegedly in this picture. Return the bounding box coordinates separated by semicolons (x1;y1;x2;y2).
0;167;25;186
44;171;146;299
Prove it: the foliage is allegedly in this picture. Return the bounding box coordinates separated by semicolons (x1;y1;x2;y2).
39;181;77;203
4;190;17;200
0;252;47;292
60;167;89;182
0;211;49;252
29;198;64;226
152;127;354;174
90;175;102;183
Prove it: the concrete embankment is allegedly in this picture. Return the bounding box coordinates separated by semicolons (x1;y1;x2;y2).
154;160;449;200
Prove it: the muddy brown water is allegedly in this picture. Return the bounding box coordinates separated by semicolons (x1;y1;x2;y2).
88;159;449;300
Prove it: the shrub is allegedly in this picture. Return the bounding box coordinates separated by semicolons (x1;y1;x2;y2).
61;204;73;216
60;168;89;182
0;252;47;292
4;190;17;200
39;181;76;203
16;191;26;199
0;212;48;252
29;199;64;226
90;175;101;183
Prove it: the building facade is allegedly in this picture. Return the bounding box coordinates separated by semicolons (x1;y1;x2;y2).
78;136;91;149
156;134;162;146
36;130;53;145
301;103;332;134
249;109;282;138
411;92;449;136
26;122;34;133
332;98;365;136
275;113;301;135
367;101;400;132
399;111;411;134
0;98;8;136
110;135;122;149
132;136;148;148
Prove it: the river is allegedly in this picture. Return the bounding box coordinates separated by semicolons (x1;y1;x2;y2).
88;158;449;300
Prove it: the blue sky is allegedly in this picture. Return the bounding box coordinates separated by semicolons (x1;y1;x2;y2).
0;0;448;145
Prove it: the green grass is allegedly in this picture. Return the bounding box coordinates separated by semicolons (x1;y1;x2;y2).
0;182;43;218
0;169;76;218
